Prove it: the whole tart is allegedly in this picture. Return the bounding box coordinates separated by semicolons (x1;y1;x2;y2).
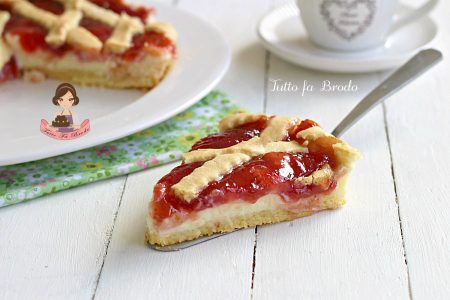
0;0;176;89
146;113;360;246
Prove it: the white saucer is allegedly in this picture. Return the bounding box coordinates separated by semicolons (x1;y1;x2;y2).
257;3;437;73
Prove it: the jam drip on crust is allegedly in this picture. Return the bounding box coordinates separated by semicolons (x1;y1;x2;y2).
0;57;19;83
191;118;269;150
151;117;341;226
1;0;175;60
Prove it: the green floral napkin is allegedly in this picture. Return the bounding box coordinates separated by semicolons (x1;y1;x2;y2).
0;91;242;208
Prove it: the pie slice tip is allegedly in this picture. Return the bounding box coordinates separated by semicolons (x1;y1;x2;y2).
146;113;360;246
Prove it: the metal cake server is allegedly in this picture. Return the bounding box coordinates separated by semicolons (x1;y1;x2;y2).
150;48;442;252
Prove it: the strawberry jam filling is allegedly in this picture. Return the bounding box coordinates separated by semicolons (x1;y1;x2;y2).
89;0;154;21
151;118;340;226
191;118;269;150
1;0;175;61
0;57;19;83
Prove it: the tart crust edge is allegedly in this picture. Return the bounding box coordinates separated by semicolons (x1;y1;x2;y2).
146;174;350;246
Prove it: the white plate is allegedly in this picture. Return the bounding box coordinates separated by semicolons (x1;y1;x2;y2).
0;1;230;166
257;3;437;73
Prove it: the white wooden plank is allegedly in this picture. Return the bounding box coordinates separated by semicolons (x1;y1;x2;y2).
384;2;450;297
253;56;410;299
94;1;270;299
387;74;450;300
0;177;126;300
176;0;271;112
94;165;255;300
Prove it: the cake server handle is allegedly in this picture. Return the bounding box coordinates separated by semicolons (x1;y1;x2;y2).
150;48;442;252
332;49;442;138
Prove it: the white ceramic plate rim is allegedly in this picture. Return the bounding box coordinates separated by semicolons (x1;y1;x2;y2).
0;2;230;166
257;3;437;73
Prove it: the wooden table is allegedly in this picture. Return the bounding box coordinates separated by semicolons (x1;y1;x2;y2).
2;0;449;299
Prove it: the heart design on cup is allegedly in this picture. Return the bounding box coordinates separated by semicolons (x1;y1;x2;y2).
320;0;376;41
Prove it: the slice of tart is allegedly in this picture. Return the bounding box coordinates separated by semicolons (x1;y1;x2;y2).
0;0;176;89
146;113;360;246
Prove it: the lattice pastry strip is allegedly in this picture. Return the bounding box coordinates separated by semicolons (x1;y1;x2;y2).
5;0;175;53
0;11;12;69
63;0;120;26
46;9;82;46
172;153;252;202
58;0;145;53
105;13;144;53
260;116;298;143
172;115;312;202
183;139;306;164
11;0;103;50
296;164;333;188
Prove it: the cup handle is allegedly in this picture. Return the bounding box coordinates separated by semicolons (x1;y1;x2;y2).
390;0;438;33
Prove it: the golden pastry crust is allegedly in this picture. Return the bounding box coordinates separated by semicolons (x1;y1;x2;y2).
146;211;315;247
296;164;333;188
19;56;174;89
5;29;175;89
146;176;349;246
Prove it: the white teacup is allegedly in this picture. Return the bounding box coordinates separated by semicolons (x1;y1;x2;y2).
296;0;438;52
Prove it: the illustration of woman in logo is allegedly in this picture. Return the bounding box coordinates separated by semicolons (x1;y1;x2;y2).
40;83;90;140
